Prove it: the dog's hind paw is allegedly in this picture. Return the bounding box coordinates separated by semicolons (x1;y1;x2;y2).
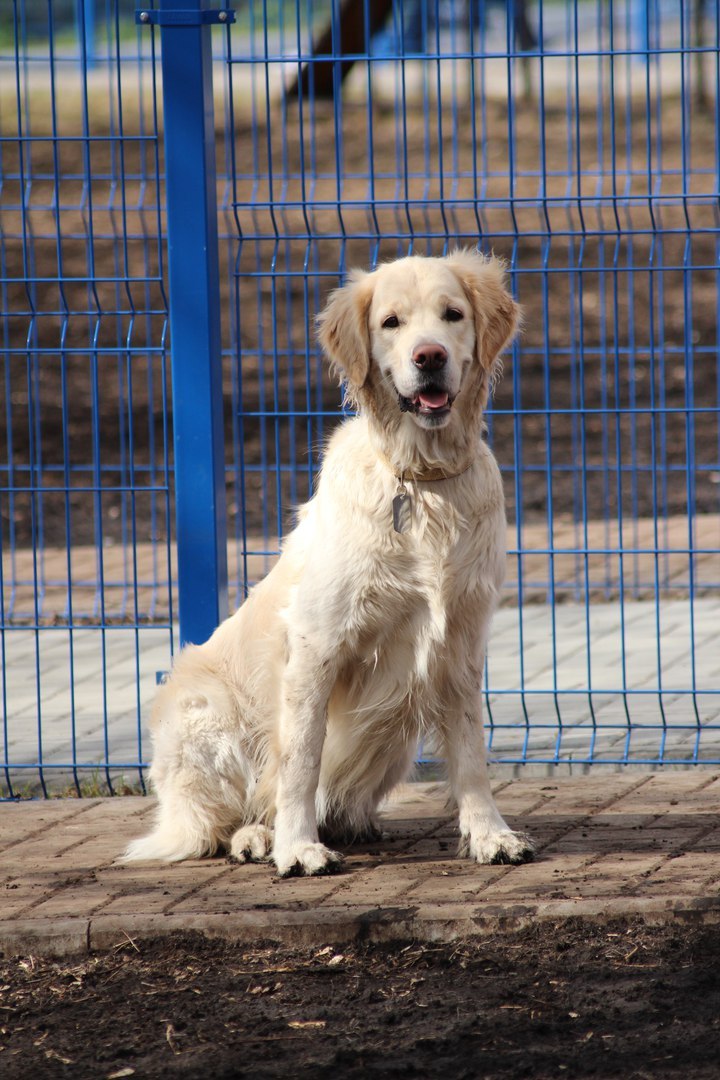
274;841;344;879
229;823;273;864
459;829;535;866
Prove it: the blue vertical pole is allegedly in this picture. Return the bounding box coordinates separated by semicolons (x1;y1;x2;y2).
632;0;649;62
76;0;96;71
146;0;229;646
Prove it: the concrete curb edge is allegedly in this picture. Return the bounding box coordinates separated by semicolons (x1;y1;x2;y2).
2;895;720;958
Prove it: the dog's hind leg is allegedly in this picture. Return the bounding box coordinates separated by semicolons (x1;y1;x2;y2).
121;682;252;863
228;823;273;863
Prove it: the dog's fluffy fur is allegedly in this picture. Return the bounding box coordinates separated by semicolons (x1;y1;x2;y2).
124;250;534;875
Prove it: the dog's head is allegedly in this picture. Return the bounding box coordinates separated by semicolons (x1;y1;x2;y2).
317;250;521;433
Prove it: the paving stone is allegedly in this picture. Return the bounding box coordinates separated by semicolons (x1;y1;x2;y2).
525;774;653;813
75;796;151;819
640;852;720;891
96;862;233;916
477;855;597;901
551;824;702;856
578;851;666;876
487;783;554;815
406;866;507;902
168;870;340;915
318;872;424;907
607;773;720;813
27;885;115;919
1;880;63;918
0;801;94;846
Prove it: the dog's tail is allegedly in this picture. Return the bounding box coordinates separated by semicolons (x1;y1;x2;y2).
120;649;250;864
121;825;214;864
120;796;221;863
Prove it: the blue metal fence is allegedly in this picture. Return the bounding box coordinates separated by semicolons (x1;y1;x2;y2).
1;0;719;795
1;0;173;794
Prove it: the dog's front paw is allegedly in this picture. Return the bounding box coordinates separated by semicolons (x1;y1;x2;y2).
273;841;344;878
459;828;535;866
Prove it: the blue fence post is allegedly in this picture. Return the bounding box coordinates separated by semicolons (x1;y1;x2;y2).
75;0;96;70
137;0;231;646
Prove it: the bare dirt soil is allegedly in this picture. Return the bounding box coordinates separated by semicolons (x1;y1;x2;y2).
1;918;719;1078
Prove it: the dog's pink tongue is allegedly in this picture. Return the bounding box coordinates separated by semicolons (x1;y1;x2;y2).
417;390;449;410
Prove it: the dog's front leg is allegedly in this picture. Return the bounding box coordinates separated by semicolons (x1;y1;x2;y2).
272;638;343;878
444;702;534;865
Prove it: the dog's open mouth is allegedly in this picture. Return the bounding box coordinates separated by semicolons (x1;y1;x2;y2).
398;388;453;418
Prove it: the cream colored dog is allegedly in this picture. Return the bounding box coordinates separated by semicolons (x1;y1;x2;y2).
124;250;534;876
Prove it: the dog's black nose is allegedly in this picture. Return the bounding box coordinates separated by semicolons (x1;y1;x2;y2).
412;344;448;371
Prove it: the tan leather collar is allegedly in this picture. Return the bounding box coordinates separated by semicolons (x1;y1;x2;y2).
377;451;475;484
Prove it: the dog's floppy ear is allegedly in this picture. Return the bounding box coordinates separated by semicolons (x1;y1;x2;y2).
317;270;374;389
444;249;521;370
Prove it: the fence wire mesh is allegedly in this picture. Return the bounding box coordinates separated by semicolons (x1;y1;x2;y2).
1;0;172;794
1;0;719;794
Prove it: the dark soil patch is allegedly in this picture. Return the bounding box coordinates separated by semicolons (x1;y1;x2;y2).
1;918;719;1078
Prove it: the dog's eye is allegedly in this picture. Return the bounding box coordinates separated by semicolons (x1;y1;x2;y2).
382;314;400;329
444;307;464;322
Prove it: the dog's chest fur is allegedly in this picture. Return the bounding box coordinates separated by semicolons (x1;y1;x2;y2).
276;417;506;721
361;499;499;673
305;433;505;689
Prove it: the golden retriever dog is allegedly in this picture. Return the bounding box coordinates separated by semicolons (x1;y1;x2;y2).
124;250;534;875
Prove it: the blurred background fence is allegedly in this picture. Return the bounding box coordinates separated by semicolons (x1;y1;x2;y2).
1;0;719;795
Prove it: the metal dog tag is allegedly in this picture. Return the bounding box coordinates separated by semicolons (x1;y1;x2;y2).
392;488;412;533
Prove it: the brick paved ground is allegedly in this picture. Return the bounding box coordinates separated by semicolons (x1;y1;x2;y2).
1;772;719;957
